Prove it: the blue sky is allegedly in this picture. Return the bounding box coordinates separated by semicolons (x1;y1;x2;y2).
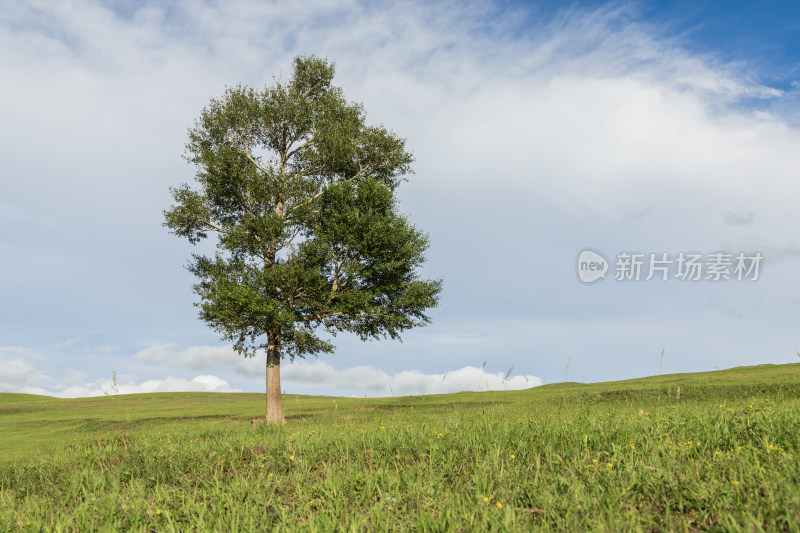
1;0;799;397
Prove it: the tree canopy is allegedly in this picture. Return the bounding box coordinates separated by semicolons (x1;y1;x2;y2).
164;55;442;422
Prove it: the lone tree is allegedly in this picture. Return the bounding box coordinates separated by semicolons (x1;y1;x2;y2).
164;56;442;423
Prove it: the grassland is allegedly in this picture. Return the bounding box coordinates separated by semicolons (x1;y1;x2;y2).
1;363;800;531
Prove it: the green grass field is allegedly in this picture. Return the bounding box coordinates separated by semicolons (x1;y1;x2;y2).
2;363;799;531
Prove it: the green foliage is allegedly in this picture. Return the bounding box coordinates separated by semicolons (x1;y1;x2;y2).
2;364;800;531
164;55;441;360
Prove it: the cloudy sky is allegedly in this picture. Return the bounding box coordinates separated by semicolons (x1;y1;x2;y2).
2;0;799;398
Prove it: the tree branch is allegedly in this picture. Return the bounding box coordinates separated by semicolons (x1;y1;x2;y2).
286;138;315;160
288;164;368;215
298;311;366;322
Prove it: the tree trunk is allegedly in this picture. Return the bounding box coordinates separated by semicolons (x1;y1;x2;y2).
265;330;286;424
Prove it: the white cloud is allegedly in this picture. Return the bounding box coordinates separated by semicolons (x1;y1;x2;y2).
282;360;542;396
59;370;90;387
178;345;242;368
138;342;543;395
132;344;175;364
2;338;539;397
137;344;266;376
2;2;795;242
169;344;543;395
0;343;239;396
54;374;237;398
0;358;45;392
0;346;45;360
0;347;50;394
